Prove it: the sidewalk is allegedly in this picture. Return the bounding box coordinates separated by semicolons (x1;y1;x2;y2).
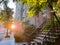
15;42;29;45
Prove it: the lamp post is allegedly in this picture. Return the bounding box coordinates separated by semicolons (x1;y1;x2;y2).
11;24;15;30
10;23;15;36
5;22;15;38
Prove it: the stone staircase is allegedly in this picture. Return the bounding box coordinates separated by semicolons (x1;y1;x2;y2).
30;21;60;45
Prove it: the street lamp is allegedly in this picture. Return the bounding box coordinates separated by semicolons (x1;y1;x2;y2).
5;22;15;38
11;24;15;30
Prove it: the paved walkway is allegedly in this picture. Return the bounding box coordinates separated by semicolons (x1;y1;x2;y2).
15;42;29;45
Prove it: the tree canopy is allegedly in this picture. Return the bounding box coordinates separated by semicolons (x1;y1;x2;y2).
0;0;13;22
15;0;59;18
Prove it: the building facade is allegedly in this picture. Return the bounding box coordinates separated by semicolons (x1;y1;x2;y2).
14;2;29;22
14;2;51;28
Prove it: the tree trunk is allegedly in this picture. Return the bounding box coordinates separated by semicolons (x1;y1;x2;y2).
48;4;60;24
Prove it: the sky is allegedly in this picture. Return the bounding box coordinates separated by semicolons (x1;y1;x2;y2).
0;0;16;18
7;0;16;12
7;0;16;17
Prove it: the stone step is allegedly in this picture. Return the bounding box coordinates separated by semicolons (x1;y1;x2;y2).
37;34;46;37
54;30;60;32
40;30;50;32
30;41;37;45
33;39;43;44
50;28;60;30
40;32;48;35
45;35;58;39
36;35;57;40
50;30;60;32
36;36;44;40
33;38;56;44
46;38;56;42
30;41;35;44
49;32;60;35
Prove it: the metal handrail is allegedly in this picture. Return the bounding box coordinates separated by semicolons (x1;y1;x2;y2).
30;21;46;36
27;19;52;41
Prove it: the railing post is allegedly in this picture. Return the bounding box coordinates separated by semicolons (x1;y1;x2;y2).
39;11;44;26
46;7;51;21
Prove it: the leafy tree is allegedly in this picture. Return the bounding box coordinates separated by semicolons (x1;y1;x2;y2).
14;0;60;24
0;0;13;25
0;0;13;37
47;0;60;24
0;0;13;22
13;0;47;17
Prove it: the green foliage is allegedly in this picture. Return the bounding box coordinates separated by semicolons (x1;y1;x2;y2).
41;20;51;30
47;0;58;3
23;21;35;35
0;0;13;22
15;0;59;18
14;21;35;42
16;0;47;18
14;31;30;42
24;24;35;35
0;10;13;22
0;0;4;3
